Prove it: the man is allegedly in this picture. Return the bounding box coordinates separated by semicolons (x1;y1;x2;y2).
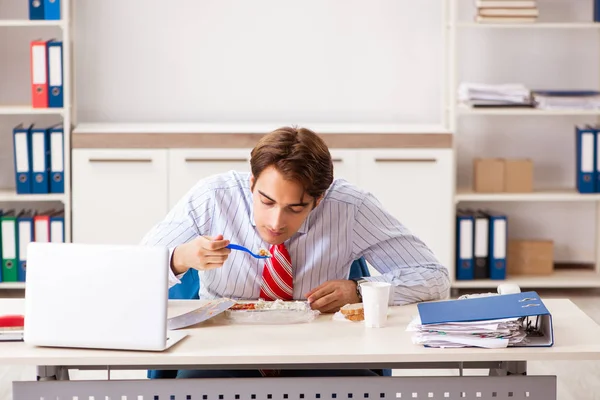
141;126;450;378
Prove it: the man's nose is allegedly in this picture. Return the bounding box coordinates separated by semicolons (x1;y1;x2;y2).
269;208;284;230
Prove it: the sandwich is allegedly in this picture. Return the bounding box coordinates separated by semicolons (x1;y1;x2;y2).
340;303;364;322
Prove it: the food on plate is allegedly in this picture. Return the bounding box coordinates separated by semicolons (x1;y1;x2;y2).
230;303;256;311
229;299;309;312
340;303;364;322
258;248;271;257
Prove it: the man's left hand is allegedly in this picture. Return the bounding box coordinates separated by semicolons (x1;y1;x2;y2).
305;280;360;313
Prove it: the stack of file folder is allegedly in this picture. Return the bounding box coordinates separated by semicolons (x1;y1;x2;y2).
0;209;65;283
29;0;61;20
13;123;64;194
407;291;554;349
456;209;507;280
533;90;600;110
458;82;532;107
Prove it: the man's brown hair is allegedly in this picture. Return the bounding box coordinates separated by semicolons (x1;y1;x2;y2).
250;126;334;202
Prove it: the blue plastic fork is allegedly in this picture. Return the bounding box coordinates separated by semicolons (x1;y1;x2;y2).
226;243;271;259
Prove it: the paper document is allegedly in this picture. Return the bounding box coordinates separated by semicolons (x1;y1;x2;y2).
167;298;236;330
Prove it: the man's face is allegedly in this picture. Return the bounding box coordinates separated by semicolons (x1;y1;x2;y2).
251;166;319;245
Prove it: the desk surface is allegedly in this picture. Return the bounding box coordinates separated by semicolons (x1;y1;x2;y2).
2;298;600;367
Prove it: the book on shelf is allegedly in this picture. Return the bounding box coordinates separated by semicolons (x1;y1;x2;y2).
475;0;538;23
475;0;537;8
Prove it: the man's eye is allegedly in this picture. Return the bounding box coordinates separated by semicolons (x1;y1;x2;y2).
262;201;275;206
289;207;304;214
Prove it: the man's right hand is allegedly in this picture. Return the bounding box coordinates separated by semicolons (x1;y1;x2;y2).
171;234;231;275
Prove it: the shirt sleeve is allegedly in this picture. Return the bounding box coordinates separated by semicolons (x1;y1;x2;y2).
139;185;214;288
351;192;451;305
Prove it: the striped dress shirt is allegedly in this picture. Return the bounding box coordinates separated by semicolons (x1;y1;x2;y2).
140;171;450;305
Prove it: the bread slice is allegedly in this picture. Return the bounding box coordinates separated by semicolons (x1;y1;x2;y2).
340;303;364;321
340;303;363;316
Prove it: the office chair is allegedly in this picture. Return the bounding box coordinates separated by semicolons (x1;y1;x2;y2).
148;257;391;378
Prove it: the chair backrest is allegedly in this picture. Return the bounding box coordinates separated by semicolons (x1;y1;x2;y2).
168;268;200;300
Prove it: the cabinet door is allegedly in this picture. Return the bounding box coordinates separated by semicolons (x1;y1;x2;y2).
358;149;454;271
330;149;359;185
168;149;252;208
72;149;168;245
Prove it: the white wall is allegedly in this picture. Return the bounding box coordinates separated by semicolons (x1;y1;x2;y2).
72;0;444;124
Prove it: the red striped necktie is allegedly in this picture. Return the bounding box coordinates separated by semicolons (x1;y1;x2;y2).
259;244;293;301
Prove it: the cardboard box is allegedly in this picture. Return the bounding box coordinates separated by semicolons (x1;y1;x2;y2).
505;159;533;192
473;158;505;193
507;239;554;276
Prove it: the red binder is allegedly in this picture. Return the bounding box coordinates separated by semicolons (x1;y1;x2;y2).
30;40;48;108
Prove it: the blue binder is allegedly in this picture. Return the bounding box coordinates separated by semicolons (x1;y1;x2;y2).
483;210;507;280
29;0;44;20
16;211;34;282
46;40;63;108
43;0;61;20
455;210;474;280
48;124;64;193
30;126;50;194
50;211;65;243
575;125;596;193
417;291;554;347
13;124;33;195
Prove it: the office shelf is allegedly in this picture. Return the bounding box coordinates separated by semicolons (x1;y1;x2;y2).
0;20;64;28
0;189;66;203
452;270;600;289
0;105;64;115
455;189;600;202
456;22;600;29
457;105;600;116
0;282;25;289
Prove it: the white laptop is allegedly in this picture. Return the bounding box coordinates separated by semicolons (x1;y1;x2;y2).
24;242;187;351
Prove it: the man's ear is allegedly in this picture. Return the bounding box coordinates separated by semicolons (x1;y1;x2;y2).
249;174;255;191
313;195;324;209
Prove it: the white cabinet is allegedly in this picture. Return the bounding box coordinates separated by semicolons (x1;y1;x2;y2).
72;147;454;272
358;149;454;271
330;150;359;184
72;149;168;245
168;149;252;208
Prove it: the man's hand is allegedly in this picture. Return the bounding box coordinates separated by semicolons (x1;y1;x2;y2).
305;280;360;313
171;234;231;275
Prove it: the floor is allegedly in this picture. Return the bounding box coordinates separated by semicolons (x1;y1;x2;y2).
1;289;600;400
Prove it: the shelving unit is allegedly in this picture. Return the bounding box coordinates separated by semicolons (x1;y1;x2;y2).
0;2;72;290
446;0;600;290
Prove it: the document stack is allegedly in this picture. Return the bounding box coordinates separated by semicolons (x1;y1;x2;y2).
533;90;600;110
408;291;554;349
458;83;532;108
0;315;24;342
474;1;538;23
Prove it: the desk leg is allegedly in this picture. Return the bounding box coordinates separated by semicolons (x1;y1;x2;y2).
489;361;527;376
37;366;70;381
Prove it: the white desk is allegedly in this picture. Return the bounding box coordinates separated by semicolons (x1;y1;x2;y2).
3;298;600;400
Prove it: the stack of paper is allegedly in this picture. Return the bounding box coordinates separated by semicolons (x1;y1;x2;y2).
475;0;539;23
0;314;24;342
533;90;600;110
407;315;528;349
458;82;532;107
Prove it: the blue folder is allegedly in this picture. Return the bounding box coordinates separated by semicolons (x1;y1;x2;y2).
43;0;61;20
417;291;554;347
